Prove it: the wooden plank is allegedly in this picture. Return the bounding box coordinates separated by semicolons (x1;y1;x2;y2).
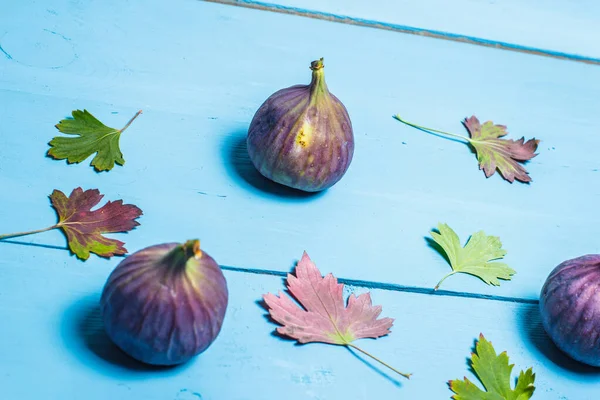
1;250;598;399
206;0;600;63
1;0;600;303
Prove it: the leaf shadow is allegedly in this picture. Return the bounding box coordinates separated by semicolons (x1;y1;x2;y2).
255;260;303;346
0;239;129;262
446;336;482;391
346;345;403;388
256;258;314;346
255;298;300;345
220;130;326;201
517;305;600;375
60;293;190;377
464;142;478;156
467;336;479;378
425;236;451;266
0;239;68;251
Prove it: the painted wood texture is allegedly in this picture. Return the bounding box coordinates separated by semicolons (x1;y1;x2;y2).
207;0;600;63
1;245;599;399
1;0;600;398
2;0;599;301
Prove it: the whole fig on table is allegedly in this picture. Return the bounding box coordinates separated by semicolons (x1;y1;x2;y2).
247;58;354;192
100;239;228;366
539;254;600;367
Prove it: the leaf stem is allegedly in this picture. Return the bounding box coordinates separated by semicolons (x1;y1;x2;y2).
434;270;459;290
393;114;470;142
346;343;411;379
120;110;143;133
0;225;57;240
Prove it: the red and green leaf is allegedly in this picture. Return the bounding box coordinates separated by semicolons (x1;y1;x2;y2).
462;116;540;183
0;187;143;260
394;114;540;183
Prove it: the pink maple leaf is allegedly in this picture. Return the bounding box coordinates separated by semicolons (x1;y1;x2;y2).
263;251;410;379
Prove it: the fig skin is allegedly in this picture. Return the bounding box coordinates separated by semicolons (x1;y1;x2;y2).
247;58;354;192
539;254;600;367
100;240;228;366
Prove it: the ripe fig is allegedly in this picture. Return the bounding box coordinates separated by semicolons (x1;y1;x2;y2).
247;58;354;192
539;254;600;366
100;239;228;366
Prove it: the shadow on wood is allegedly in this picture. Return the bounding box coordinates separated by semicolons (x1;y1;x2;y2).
221;131;326;201
0;239;68;252
60;293;189;377
424;235;450;266
255;298;300;345
346;346;403;388
255;258;303;345
519;305;600;375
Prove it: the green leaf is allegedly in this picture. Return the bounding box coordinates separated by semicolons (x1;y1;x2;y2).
48;109;142;171
430;223;515;289
449;334;536;400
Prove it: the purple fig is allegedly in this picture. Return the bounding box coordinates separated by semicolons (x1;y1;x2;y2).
100;240;228;366
247;58;354;192
539;254;600;366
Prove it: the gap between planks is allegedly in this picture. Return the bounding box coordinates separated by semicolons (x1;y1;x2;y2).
202;0;600;66
220;265;540;305
0;240;538;305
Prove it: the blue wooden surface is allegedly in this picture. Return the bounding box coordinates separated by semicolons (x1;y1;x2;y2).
1;0;600;398
213;0;600;63
2;254;600;399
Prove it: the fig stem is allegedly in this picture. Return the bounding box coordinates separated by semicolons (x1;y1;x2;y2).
0;225;58;240
162;239;203;271
119;110;143;133
434;270;459;290
346;343;411;379
393;115;470;142
310;58;324;70
309;60;328;101
182;239;203;259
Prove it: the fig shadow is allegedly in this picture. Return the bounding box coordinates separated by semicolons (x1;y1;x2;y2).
518;305;600;376
221;131;326;201
60;293;188;377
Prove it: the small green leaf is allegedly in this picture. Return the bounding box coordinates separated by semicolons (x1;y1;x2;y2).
431;223;515;289
449;334;536;399
48;109;142;171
